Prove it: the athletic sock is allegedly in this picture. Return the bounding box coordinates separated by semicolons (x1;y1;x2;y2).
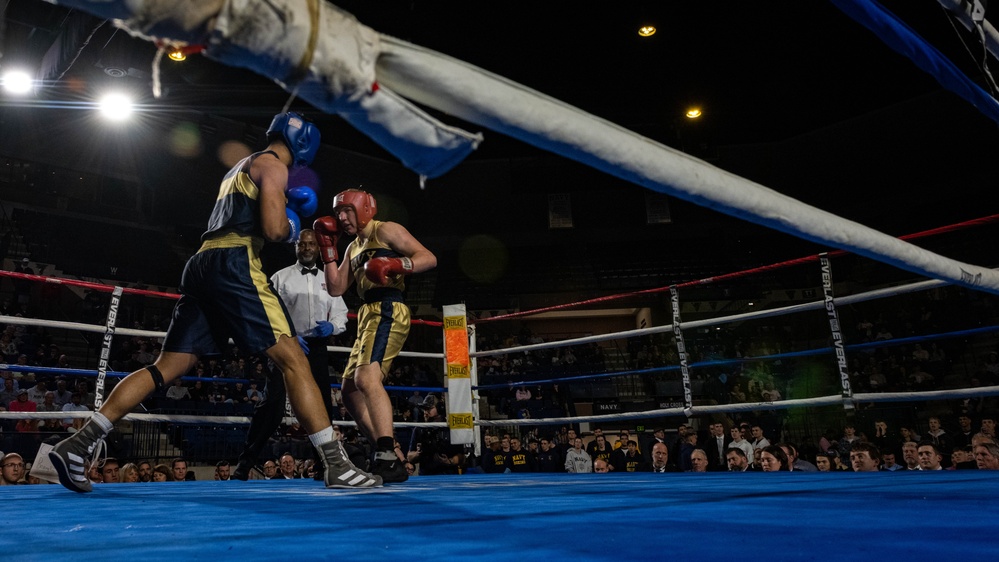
92;411;114;434
309;427;335;448
376;437;394;452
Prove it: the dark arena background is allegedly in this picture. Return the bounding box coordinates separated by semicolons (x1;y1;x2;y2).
3;1;999;559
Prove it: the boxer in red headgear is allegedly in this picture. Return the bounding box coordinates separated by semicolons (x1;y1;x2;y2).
313;188;437;483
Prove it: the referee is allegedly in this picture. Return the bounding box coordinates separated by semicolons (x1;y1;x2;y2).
233;229;348;480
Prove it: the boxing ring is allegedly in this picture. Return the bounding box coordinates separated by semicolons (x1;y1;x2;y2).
4;0;999;558
3;213;999;560
3;472;998;560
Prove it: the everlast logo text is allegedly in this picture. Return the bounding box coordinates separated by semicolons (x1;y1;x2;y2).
821;258;852;398
444;316;466;330
95;292;121;408
670;288;693;408
449;413;473;429
447;364;470;378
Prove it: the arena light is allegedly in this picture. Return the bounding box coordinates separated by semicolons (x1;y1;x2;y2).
167;49;187;62
685;108;702;119
98;93;134;120
1;69;33;95
638;25;657;37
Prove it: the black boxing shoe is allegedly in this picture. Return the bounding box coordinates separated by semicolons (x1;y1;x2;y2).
370;451;409;483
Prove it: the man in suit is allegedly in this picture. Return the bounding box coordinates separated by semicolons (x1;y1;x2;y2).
704;421;732;471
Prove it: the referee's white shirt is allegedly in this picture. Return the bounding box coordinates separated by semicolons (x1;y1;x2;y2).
271;262;348;337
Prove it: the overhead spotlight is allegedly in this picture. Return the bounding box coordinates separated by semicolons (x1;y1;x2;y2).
1;70;34;95
685;108;702;119
98;93;134;121
168;49;187;62
638;25;657;37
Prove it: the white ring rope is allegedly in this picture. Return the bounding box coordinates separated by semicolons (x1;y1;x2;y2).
6;383;999;427
471;276;953;359
0;315;443;360
3;271;995;432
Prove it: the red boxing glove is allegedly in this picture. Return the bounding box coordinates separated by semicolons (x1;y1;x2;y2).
364;257;413;286
313;216;339;264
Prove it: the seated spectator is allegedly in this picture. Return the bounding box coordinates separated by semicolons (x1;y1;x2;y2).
759;445;791;472
535;437;562;473
974;442;999;470
688;449;709;473
52;379;73;408
505;437;534;473
165;379;191;401
137;461;153;482
849;442;881;472
917;442;945;471
481;438;508;474
189;380;208;402
152;464;173;482
814;451;836;472
100;458;121;484
950;446;978;470
215;461;232;481
593;458;611;473
587;434;613;466
278;453;299;479
87;462;102;485
261;459;279;480
648;442;679;473
61;392;89;431
611;440;648;472
119;463;140;483
9;388;38;433
246;381;263;404
779;442;818;472
172;458;193;481
564;437;592;473
881;451;903;471
900;441;921;471
728;425;754;464
679;432;699;471
1;452;25;485
36;391;58;413
725;448;754;472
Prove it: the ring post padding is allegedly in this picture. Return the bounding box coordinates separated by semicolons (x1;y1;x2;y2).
443;304;474;445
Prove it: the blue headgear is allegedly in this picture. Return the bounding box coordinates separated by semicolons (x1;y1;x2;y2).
266;112;321;166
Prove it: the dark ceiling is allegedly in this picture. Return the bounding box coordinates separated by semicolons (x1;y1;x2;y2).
2;1;998;305
3;1;995;154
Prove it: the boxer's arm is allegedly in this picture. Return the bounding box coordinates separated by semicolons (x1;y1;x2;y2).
324;243;355;297
252;154;292;242
378;221;437;274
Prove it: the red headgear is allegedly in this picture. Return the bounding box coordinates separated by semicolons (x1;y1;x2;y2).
332;189;377;230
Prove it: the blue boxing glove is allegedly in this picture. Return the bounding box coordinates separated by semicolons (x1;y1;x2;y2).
284;208;301;243
286;186;318;218
297;335;310;355
313;321;334;338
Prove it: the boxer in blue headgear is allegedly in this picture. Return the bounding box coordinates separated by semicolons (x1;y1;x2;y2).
48;109;382;493
267;111;321;167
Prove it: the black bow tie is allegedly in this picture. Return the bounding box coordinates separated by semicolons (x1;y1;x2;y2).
302;267;319;275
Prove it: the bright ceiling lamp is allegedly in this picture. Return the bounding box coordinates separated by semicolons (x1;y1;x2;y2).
98;93;134;120
638;25;656;37
1;70;33;94
685;108;702;119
